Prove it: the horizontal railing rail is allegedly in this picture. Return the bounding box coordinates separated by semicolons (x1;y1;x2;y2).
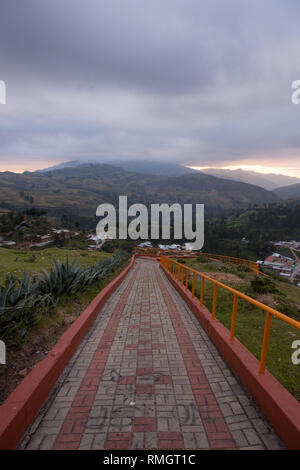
134;247;196;257
160;255;300;374
196;252;259;274
135;247;259;274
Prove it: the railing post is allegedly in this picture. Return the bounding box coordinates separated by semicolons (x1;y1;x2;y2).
192;272;195;297
259;311;272;374
181;266;184;285
212;284;218;319
185;268;189;289
200;276;204;306
230;294;238;341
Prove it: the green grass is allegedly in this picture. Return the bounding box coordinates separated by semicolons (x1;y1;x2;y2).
175;257;253;280
0;247;112;284
174;257;300;401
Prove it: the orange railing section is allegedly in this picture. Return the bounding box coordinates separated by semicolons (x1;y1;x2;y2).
135;247;259;274
134;247;196;257
196;252;259;274
160;255;300;374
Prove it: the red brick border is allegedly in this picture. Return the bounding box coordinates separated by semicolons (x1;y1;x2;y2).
0;255;136;450
160;263;300;450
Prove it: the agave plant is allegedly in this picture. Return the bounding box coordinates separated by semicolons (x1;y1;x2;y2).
37;251;129;303
0;250;129;345
37;258;84;302
0;273;42;344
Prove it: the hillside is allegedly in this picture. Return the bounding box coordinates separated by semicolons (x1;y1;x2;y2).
275;183;300;200
203;200;300;260
0;164;279;226
175;255;300;401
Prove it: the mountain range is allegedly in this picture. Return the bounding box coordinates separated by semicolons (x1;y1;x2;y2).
274;183;300;200
200;168;300;190
37;160;300;190
36;159;197;177
0;163;279;226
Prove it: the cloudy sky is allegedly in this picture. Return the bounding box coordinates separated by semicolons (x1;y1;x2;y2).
1;0;300;176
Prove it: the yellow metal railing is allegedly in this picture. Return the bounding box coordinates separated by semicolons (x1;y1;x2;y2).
160;255;300;374
134;247;196;257
196;252;259;274
134;247;159;257
134;247;259;273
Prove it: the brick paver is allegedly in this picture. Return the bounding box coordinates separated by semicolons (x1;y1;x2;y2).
21;259;285;450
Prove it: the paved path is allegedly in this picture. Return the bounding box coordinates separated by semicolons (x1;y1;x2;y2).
21;259;285;450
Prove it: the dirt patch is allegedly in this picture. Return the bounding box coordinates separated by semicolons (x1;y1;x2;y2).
256;293;278;309
200;271;244;283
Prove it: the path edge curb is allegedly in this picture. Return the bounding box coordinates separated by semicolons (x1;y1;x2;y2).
161;263;300;450
0;254;136;450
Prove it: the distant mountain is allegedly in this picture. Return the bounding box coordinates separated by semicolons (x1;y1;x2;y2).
201;168;300;190
275;183;300;200
0;164;279;226
37;159;198;177
104;160;198;177
36;160;87;172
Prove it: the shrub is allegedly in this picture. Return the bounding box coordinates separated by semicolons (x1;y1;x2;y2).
236;264;251;273
251;276;279;294
0;273;45;344
196;255;211;263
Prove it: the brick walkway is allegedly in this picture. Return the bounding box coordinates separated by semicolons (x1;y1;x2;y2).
21;259;285;450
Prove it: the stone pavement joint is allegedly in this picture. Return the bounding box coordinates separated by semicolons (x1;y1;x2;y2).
22;259;285;450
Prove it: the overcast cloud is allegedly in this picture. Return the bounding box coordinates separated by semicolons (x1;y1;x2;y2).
1;0;300;174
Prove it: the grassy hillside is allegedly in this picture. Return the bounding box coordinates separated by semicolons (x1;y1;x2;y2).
175;256;300;401
0;247;111;284
203;200;300;259
0;250;130;404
